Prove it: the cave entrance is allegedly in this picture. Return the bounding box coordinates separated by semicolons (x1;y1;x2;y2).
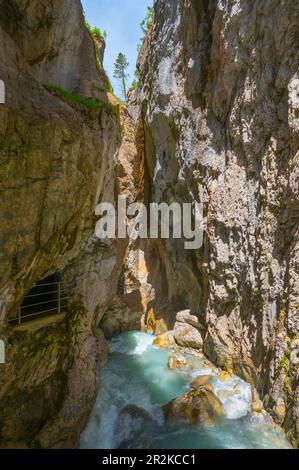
10;273;69;326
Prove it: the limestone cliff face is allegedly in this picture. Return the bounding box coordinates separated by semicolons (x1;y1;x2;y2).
136;0;299;447
0;0;109;96
0;1;140;448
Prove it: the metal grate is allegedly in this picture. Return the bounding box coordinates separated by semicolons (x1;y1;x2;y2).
9;274;69;326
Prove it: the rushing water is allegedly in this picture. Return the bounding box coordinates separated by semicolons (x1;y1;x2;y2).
80;331;291;449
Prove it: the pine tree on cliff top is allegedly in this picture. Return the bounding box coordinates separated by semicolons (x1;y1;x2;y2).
113;52;129;102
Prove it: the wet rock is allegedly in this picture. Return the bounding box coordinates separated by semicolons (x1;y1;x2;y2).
217;389;239;400
179;347;204;359
153;331;176;349
163;388;223;427
201;383;215;393
134;0;299;446
273;402;286;422
243;410;274;426
113;405;156;449
191;375;213;389
174;322;203;350
219;371;231;382
117;404;154;422
168;354;187;369
251;387;263;414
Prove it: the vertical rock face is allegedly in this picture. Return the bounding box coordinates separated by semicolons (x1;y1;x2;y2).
0;0;109;96
0;1;141;448
136;0;299;446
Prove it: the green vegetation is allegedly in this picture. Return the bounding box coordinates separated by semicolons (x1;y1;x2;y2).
132;5;153;92
140;6;153;35
45;84;118;114
84;20;113;93
279;347;291;394
128;80;139;94
85;21;107;40
128;69;140;94
137;5;153;52
113;53;130;102
279;346;291;396
95;55;114;93
92;26;107;40
279;355;289;370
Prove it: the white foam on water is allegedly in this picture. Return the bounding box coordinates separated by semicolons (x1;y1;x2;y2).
80;331;291;449
109;331;154;355
190;368;215;378
212;375;252;420
188;359;252;420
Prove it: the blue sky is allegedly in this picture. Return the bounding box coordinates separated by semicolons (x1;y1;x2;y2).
82;0;152;97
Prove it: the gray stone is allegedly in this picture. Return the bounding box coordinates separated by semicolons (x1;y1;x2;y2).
174;322;203;350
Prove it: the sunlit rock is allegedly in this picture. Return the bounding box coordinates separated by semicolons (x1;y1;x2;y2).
163;387;223;427
168;354;187;370
173;322;203;350
153;331;176;349
191;375;213;390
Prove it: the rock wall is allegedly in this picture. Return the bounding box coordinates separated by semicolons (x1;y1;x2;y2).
0;0;298;450
0;0;140;448
0;0;109;96
136;0;299;447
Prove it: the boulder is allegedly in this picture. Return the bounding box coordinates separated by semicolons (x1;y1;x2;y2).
168;354;187;369
191;375;213;389
174;322;203;350
153;331;176;349
113;405;156;449
176;310;199;324
163;387;223;427
176;310;206;332
201;383;215;393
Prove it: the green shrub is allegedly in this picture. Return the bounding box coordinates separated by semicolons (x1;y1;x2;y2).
92;26;107;40
128;80;140;95
128;69;141;94
85;21;107;40
137;6;153;52
140;6;153;34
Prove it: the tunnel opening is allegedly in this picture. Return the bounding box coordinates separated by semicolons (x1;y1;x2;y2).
9;273;69;325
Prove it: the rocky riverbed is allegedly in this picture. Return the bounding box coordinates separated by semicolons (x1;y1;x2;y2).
80;321;291;449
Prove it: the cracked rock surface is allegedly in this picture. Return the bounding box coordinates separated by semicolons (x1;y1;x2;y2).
134;0;299;447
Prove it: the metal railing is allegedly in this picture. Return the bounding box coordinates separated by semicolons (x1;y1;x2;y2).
9;279;69;326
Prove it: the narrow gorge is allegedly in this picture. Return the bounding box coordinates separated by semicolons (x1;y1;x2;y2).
0;0;298;450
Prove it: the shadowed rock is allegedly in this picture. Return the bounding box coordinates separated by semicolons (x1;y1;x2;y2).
113;405;157;449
